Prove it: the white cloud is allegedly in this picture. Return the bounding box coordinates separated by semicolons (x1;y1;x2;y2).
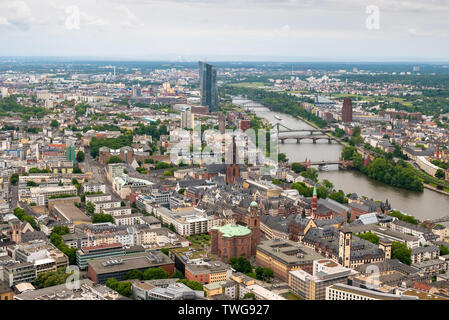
114;5;144;28
0;0;448;59
408;28;434;37
281;24;290;32
0;0;34;30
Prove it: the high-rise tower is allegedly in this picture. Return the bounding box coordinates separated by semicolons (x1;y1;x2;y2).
199;61;218;113
226;135;240;184
342;98;353;123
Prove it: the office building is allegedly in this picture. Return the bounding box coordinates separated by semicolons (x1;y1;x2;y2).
76;243;126;270
199;61;218;112
256;238;323;282
325;283;418;300
288;259;358;300
2;262;36;287
29;185;78;206
13;240;69;277
14;279;125;300
169;247;232;284
87;251;174;284
66;145;76;166
181;110;194;130
83;183;106;194
53;203;91;226
341;98;353;123
133;280;204;300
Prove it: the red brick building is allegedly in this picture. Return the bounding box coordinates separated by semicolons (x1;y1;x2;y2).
210;224;253;263
225;135;240;184
211;201;261;262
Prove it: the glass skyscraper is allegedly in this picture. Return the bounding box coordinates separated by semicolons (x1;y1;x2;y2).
198;61;218;112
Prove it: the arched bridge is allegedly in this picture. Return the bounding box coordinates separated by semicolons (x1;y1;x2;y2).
279;135;337;144
294;158;354;169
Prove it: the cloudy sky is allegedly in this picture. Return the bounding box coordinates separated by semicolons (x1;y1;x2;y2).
1;0;449;61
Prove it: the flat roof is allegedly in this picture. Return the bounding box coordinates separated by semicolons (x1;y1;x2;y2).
246;284;286;300
54;203;91;222
256;239;322;265
88;251;173;274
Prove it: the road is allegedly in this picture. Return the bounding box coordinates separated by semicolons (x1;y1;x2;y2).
81;148;115;196
9;183;18;209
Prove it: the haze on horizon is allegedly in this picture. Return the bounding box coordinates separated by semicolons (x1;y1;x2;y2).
1;0;449;62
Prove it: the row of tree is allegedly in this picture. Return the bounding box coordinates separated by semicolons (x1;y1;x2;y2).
342;146;424;192
220;86;326;127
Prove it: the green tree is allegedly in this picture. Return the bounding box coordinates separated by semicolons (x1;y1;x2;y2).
50;119;60;128
34;268;73;288
243;293;256;300
10;173;19;185
229;257;252;274
14;207;38;230
105;278;132;298
49;230;77;264
155;162;172;170
391;241;412;265
322;179;334;189
92;213;115;224
357;232;380;245
26;180;39;187
177;279;203;291
300;168;318;182
76;151;85;163
440;245;449;256
143;267;170;280
107;156;124;164
291;182;313;197
291;162;306;173
435;169;445;180
328;190;347;204
124;269;143;280
86;202;95;215
52;226;70;236
168;223;177;233
173;270;184;279
278;153;288;163
316;186;328;199
73;166;82;174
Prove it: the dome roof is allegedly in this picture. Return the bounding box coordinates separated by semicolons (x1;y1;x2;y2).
250;201;258;207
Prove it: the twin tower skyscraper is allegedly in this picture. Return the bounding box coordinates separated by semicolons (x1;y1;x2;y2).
198;61;219;113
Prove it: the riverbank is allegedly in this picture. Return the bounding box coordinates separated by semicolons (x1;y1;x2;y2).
245;99;449;221
424;183;449;196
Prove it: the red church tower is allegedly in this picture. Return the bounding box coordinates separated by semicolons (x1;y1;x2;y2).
226;135;240;184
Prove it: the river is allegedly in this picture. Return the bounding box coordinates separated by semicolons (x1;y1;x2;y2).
250;106;449;222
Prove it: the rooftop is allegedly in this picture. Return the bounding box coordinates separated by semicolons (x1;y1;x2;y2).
256;239;322;266
212;224;251;238
88;251;173;274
